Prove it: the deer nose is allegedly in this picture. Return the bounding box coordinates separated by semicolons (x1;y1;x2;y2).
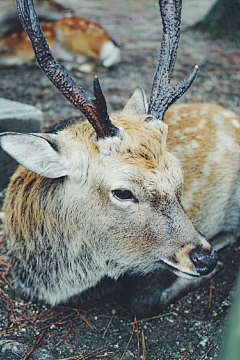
189;247;218;275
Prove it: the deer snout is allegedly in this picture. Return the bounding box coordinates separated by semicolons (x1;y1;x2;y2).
189;247;218;275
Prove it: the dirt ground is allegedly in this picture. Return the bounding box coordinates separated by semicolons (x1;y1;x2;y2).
0;0;240;359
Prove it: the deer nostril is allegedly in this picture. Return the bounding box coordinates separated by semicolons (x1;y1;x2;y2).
190;254;206;269
189;248;218;275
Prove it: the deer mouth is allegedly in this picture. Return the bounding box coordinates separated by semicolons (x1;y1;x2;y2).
161;247;218;278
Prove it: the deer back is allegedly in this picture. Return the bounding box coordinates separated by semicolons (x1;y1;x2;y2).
166;103;240;239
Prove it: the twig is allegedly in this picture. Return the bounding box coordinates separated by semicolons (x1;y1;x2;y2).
41;309;70;322
0;327;18;335
199;345;214;359
120;318;136;360
142;325;147;360
0;270;13;289
23;328;47;360
128;312;173;325
75;309;97;330
12;351;24;359
102;309;116;338
82;348;110;359
57;320;77;346
46;331;76;348
135;317;140;360
58;348;110;360
181;342;191;359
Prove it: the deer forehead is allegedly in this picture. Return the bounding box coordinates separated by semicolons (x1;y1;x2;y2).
98;156;184;196
57;114;183;191
59;113;171;163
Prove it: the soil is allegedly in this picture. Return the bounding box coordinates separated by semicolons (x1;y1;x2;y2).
0;1;240;359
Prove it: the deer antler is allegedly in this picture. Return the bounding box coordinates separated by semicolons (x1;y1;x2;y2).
148;0;198;121
15;0;119;139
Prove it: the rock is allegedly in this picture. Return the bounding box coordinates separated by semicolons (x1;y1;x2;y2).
0;98;43;190
1;341;28;356
1;341;55;360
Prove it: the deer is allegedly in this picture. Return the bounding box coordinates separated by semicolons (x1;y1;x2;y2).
0;1;121;71
0;0;239;318
0;0;72;37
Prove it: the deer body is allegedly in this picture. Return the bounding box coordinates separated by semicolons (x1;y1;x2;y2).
166;103;240;239
0;17;121;69
0;0;72;38
3;99;239;314
0;0;238;317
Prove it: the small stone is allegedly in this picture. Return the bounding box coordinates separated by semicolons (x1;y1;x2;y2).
199;337;208;347
1;341;28;356
0;98;43;190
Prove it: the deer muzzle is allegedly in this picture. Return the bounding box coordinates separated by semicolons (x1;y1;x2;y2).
189;246;218;276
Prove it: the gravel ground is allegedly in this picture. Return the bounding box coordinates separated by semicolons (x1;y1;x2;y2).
0;0;240;359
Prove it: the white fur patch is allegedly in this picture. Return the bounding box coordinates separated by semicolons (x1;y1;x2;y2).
212;114;224;127
231;119;240;128
100;41;121;67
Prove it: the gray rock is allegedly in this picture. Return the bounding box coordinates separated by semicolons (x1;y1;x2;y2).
0;98;43;190
1;341;28;356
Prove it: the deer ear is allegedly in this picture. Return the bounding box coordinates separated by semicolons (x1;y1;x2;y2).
0;132;68;178
122;86;148;119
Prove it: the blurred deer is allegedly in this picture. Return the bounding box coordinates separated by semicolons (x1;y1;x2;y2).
0;0;72;37
0;0;239;318
0;0;121;71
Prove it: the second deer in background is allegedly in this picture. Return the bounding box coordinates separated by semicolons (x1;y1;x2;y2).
0;0;121;71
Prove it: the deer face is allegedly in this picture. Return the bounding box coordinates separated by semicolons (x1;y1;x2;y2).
89;109;217;279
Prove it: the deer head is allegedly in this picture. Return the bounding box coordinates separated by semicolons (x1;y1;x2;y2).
0;0;217;309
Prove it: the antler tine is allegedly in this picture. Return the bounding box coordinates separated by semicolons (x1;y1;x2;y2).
148;0;198;121
15;0;119;139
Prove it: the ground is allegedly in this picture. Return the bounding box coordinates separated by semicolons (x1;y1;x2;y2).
0;0;240;359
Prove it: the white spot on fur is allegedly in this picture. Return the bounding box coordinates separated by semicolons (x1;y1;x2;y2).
168;115;182;124
199;106;210;116
212;114;224;127
207;130;240;164
217;130;237;151
183;118;207;133
100;41;121;67
172;140;199;155
221;110;232;118
202;162;211;175
183;178;206;211
172;129;183;137
231;119;240;128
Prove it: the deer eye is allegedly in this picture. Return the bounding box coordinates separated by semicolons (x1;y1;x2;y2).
112;189;138;203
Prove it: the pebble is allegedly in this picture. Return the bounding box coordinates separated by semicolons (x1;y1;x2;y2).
1;341;28;356
1;341;55;360
199;337;209;347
